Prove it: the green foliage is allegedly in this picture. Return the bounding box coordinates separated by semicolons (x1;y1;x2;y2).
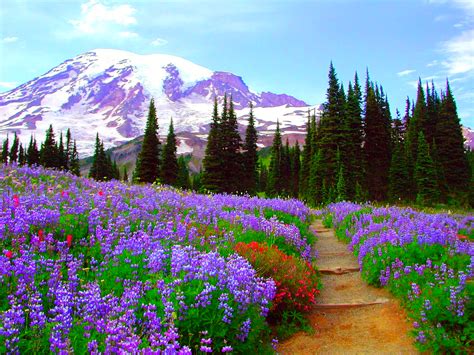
161;119;179;186
242;102;258;194
267;121;283;196
415;132;439;205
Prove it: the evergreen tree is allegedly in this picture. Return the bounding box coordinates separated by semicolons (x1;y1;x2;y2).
9;133;19;164
435;80;470;196
176;156;191;189
26;136;40;166
89;134;112;181
1;136;9;164
65;129;72;170
40;125;60;169
112;160;120;180
18;144;26;166
203;97;225;192
291;143;301;198
388;142;409;201
258;163;268;193
300;110;313;197
192;170;204;192
267;121;283;196
69;140;80;176
161;119;179;186
122;166;129;182
134;99;161;183
364;79;391;201
308;149;324;205
242;102;258;194
406;80;426;165
415;132;438;205
335;148;347;201
281;139;292;195
58;132;67;170
222;97;242;193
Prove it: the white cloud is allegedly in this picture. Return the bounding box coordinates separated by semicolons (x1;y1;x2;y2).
2;37;18;43
397;69;416;77
0;81;18;90
69;0;137;36
440;29;474;75
151;37;168;46
119;31;139;39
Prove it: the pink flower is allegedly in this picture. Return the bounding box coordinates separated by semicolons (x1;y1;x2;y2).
5;250;12;259
13;195;19;208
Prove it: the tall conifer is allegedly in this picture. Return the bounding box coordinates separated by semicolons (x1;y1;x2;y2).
242;102;258;194
161;119;179;186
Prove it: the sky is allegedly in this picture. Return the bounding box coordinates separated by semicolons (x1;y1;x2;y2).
0;0;473;126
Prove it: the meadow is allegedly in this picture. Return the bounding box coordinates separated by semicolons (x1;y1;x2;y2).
0;165;319;353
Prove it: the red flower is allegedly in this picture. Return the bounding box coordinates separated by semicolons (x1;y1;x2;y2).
13;195;20;208
98;190;104;196
5;250;12;259
66;234;73;247
38;230;44;242
457;234;467;240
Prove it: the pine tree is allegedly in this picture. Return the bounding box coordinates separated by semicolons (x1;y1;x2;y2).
9;133;19;164
291;143;301;198
388;142;409;202
69;140;80;176
308;149;324;205
65;129;72;170
406;80;426;165
161;119;179;186
134;99;161;184
258;163;268;193
267;121;283;196
364;79;391;201
58;132;67;170
1;136;9;164
222;97;242;193
89;134;112;181
40;125;60;169
122;166;129;182
300;110;313;197
415;132;438;205
335;148;347;201
242;102;258;194
26;136;40;166
176;156;191;189
203;97;225;192
281;139;292;195
192;170;204;192
435;80;470;196
18;144;26;166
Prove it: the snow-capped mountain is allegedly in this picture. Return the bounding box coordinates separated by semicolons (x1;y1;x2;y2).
0;49;317;156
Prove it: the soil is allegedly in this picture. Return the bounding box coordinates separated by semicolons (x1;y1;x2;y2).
278;220;417;354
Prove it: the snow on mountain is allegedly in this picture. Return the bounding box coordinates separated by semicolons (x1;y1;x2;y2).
0;49;316;157
463;126;474;150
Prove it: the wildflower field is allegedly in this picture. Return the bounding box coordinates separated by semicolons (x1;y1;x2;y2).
322;202;474;353
0;165;319;353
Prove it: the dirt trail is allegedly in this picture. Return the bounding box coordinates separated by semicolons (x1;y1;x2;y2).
279;220;417;354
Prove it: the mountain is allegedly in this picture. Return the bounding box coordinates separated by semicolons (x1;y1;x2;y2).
0;49;317;157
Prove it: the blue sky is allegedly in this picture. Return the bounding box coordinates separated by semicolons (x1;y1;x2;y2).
1;0;473;126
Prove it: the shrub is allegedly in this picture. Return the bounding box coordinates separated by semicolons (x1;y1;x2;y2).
234;241;320;314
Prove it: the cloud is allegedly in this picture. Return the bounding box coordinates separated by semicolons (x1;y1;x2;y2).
119;31;139;39
151;38;168;46
440;29;474;75
2;36;18;43
0;81;18;90
397;69;416;77
68;0;137;36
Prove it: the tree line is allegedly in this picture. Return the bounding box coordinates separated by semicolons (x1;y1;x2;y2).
0;124;80;175
265;63;471;206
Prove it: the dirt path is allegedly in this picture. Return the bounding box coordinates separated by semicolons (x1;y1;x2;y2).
278;220;417;354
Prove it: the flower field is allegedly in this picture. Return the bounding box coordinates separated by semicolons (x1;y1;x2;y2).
0;165;318;353
322;202;473;353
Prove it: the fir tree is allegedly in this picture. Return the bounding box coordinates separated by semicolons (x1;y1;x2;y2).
161;119;179;186
258;163;268;193
18;144;26;166
435;80;470;195
65;129;72;170
26;136;40;166
69;140;80;176
281;139;292;195
415;132;438;205
267;121;283;196
58;132;67;170
388;142;409;202
1;136;9;164
308;149;324;205
89;134;112;181
335;148;347;201
40;125;60;169
291;143;301;198
9;133;19;164
203;97;225;192
300;110;313;197
176;156;191;189
242;102;258;194
222;97;242;193
134;99;160;184
122;166;129;182
192;170;204;192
